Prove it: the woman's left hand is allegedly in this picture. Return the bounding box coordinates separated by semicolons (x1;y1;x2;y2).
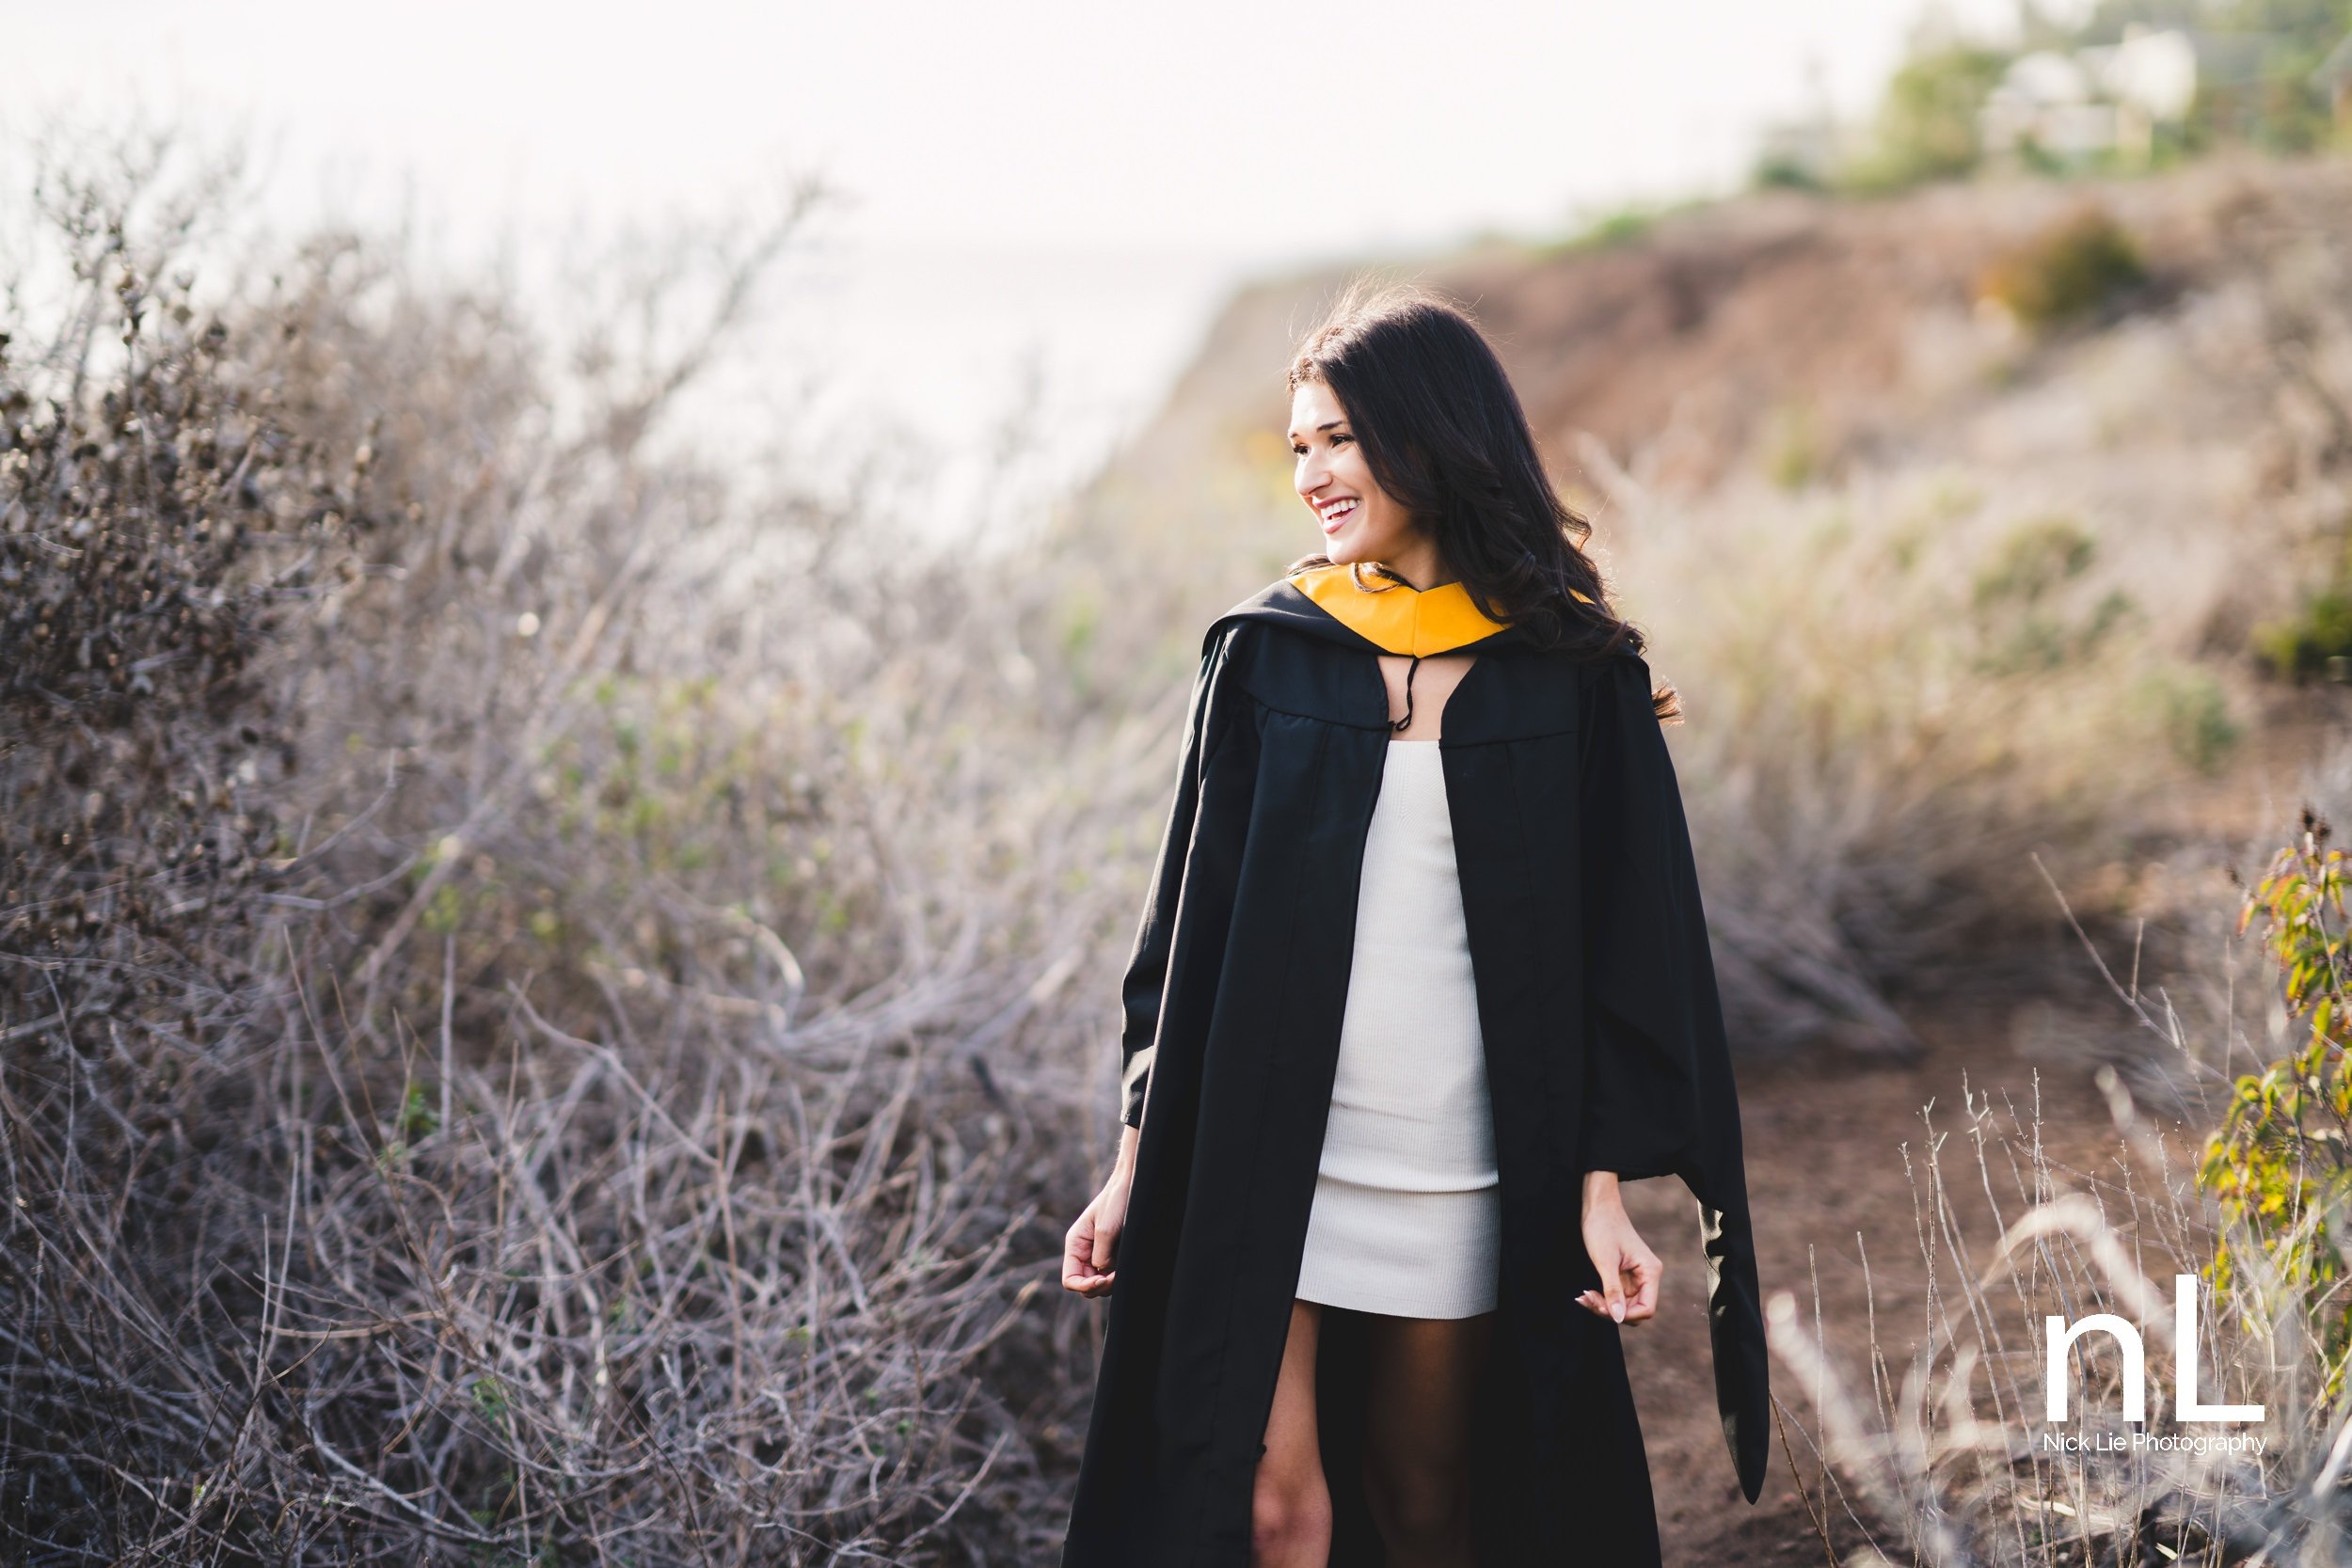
1576;1170;1661;1325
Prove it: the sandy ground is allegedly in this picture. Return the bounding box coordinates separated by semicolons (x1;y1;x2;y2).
1621;997;2149;1564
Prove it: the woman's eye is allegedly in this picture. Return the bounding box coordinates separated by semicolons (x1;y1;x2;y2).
1330;433;1351;445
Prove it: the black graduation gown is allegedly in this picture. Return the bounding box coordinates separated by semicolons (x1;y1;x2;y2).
1059;567;1768;1567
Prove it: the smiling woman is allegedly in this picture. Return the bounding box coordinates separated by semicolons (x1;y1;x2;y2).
1057;281;1766;1567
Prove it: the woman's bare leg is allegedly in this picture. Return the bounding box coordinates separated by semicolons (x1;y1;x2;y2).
1250;1298;1331;1568
1360;1310;1494;1568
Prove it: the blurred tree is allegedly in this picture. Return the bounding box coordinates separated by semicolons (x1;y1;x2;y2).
1843;43;2015;190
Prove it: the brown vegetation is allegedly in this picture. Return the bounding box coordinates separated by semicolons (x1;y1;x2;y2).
1;133;1135;1562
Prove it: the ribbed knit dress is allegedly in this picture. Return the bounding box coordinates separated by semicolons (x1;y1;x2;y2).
1293;736;1502;1320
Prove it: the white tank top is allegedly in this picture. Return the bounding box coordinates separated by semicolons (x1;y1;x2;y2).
1316;739;1500;1193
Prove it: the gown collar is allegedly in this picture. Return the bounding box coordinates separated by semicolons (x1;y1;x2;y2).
1286;561;1593;657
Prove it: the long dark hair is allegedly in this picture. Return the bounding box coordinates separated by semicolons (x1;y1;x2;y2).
1284;278;1681;721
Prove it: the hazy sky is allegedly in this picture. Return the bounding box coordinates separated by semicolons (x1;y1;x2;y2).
1;0;2044;526
3;0;2043;258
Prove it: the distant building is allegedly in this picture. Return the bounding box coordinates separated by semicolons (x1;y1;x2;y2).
1980;25;2273;166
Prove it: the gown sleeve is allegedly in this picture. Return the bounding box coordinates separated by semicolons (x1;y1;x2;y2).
1577;649;1772;1501
1115;630;1232;1130
1578;652;1717;1182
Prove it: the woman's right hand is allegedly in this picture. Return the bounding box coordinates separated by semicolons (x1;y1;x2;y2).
1063;1127;1140;1297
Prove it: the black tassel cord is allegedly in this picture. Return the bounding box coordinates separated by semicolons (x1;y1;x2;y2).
1390;654;1421;733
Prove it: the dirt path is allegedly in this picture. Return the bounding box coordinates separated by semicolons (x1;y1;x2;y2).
1620;999;2145;1564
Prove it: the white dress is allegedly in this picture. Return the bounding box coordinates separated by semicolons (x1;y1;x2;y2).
1292;738;1502;1319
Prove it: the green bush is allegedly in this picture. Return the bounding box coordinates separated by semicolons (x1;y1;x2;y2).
1975;207;2150;332
2133;667;2243;774
1966;514;2136;675
1749;152;1827;193
1970;514;2098;606
2200;811;2352;1391
2254;580;2352;681
1531;195;1719;260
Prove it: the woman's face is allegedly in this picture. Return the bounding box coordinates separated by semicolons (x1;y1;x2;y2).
1289;379;1416;569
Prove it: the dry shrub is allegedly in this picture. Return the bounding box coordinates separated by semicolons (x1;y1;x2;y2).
0;146;385;1065
2;127;1144;1563
1591;460;2260;1059
1765;1084;2306;1566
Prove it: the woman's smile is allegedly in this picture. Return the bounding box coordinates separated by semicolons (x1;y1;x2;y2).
1315;495;1359;534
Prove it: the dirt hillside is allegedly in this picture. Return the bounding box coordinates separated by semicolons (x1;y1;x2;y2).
1057;152;2352;678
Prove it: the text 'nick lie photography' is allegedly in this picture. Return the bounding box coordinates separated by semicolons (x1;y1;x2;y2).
2042;1275;2267;1457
